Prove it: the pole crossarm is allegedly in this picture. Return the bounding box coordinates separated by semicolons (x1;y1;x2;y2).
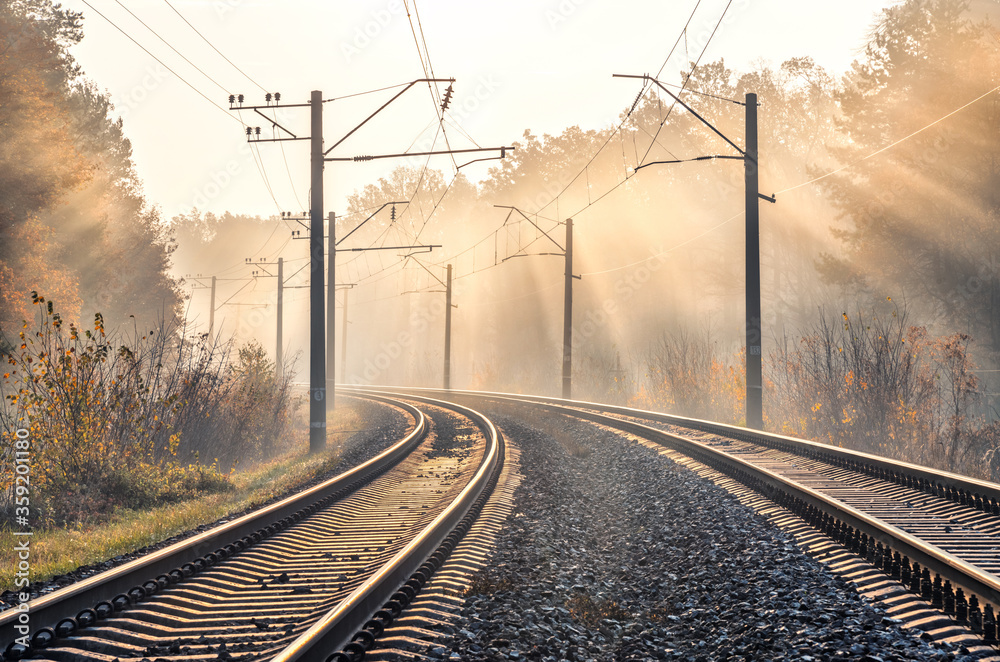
324;78;455;155
458;155;506;170
502;252;564;263
253;107;298;139
230;101;311;110
326;146;514;163
248;136;308;144
613;73;747;161
245;257;282;278
635;155;744;171
339;244;441;252
494;205;565;252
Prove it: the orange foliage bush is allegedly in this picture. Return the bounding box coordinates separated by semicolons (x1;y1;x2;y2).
0;294;292;526
628;302;1000;481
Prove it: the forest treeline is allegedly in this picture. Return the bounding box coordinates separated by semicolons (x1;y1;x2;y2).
0;0;180;339
2;0;1000;513
0;2;287;525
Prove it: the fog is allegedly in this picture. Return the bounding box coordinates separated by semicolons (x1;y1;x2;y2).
160;0;1000;477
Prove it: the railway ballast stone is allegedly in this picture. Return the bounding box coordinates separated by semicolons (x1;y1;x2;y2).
424;411;991;661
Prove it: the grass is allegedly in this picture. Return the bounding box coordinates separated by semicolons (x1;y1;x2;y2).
464;572;516;597
517;408;593;459
0;405;369;591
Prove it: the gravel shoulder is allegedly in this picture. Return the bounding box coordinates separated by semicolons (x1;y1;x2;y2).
435;404;990;661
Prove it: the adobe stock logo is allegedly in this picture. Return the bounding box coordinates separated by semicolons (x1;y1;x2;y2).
340;1;407;63
112;64;171;119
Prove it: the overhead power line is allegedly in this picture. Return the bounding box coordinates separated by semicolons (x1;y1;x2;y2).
775;82;1000;195
637;0;735;167
160;0;301;210
79;0;288;213
79;0;238;123
112;0;228;94
162;0;267;93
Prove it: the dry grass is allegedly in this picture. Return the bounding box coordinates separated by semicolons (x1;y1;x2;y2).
566;594;630;626
463;572;516;597
515;407;593;459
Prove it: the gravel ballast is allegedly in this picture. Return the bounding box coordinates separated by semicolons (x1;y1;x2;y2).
429;406;991;661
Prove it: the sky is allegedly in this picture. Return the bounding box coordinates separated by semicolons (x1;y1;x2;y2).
61;0;896;225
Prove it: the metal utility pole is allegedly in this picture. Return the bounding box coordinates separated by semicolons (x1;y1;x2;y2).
209;276;217;337
232;82;512;454
562;218;574;400
744;93;763;430
404;257;455;390
444;264;453;390
615;75;775;429
309;89;326;454
276;257;283;373
247;258;289;371
327;211;336;400
493;206;579;399
340;287;349;384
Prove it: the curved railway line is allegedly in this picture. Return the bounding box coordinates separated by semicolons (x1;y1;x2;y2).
6;386;1000;659
384;387;1000;655
1;392;505;662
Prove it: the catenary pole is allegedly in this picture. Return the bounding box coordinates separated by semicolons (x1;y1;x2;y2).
444;264;453;390
745;93;763;430
309;90;326;454
562;218;574;399
340;287;348;384
232;83;511;450
209;276;216;338
327;211;336;403
276;257;283;372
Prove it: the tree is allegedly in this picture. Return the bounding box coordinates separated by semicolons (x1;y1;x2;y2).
0;0;89;328
0;0;182;336
819;0;1000;352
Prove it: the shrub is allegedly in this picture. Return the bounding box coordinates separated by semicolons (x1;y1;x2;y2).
631;329;745;425
0;294;289;526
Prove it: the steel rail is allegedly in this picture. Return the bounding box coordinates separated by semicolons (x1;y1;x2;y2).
528;400;1000;612
1;394;427;649
368;387;1000;623
270;388;502;662
387;387;1000;511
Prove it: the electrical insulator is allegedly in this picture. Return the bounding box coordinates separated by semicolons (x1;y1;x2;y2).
440;84;453;112
265;93;272;103
228;94;235;105
274;92;281;102
501;147;506;158
245;127;253;136
238;94;244;104
254;127;261;136
390;204;396;221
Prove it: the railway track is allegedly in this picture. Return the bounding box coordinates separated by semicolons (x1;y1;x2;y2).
383;387;1000;654
1;392;504;662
